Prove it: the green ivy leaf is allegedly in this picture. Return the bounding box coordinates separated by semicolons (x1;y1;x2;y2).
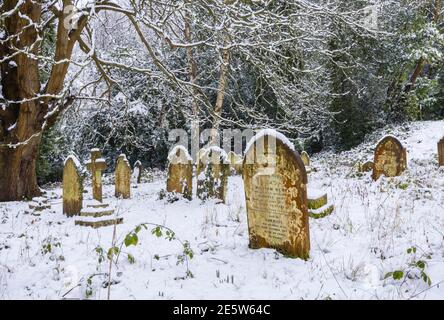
127;254;135;264
393;270;404;280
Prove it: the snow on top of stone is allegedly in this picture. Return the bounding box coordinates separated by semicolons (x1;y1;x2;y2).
64;154;81;168
91;148;100;152
375;134;403;146
168;145;192;162
134;160;142;166
205;146;228;160
307;188;326;200
245;129;295;155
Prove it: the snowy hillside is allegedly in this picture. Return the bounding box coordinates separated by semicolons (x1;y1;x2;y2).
0;121;443;300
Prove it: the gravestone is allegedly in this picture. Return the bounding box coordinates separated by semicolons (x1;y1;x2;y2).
85;149;107;202
197;147;230;203
438;138;444;167
243;131;310;259
63;155;83;216
301;151;310;167
133;160;142;183
115;154;131;199
167;146;193;199
372;136;407;181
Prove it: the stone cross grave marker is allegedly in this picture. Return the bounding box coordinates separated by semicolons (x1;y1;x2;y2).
86;148;107;202
115;154;131;199
372;136;407;181
63;155;83;216
243;130;310;259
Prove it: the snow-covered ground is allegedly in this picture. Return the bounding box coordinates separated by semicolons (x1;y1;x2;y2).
1;121;444;300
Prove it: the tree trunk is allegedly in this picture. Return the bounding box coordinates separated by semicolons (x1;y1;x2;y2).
0;0;43;201
0;137;42;201
0;0;86;201
211;35;230;144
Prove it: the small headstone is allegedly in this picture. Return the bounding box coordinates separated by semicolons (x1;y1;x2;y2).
167;146;193;199
197;147;230;203
301;151;310;167
243;130;310;259
438;138;444;167
115;154;131;199
133;160;142;183
85;149;107;202
372;136;407;181
63;155;83;217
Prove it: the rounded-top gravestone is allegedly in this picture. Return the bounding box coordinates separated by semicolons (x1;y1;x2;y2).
242;130;310;259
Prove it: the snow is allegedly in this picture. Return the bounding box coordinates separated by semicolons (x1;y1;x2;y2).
168;145;193;162
245;129;295;155
0;120;444;299
64;155;82;168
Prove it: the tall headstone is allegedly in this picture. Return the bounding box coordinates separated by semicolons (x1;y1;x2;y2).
197;147;230;203
438;138;444;167
372;136;407;181
86;148;107;202
243;130;310;259
133;160;142;183
115;154;131;199
167;146;193;199
63;155;83;216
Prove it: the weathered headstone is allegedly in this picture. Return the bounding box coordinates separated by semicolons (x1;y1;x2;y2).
301;151;310;167
372;136;407;181
85;149;107;202
167;146;193;199
63;155;83;216
133;160;142;183
438;138;444;167
243;130;310;259
197;147;230;203
115;154;131;199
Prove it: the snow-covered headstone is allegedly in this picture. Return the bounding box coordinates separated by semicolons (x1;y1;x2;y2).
196;147;230;203
115;154;131;199
133;160;142;183
438;138;444;167
85;149;107;202
63;155;83;217
167;146;193;199
243;130;310;259
372;136;407;181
